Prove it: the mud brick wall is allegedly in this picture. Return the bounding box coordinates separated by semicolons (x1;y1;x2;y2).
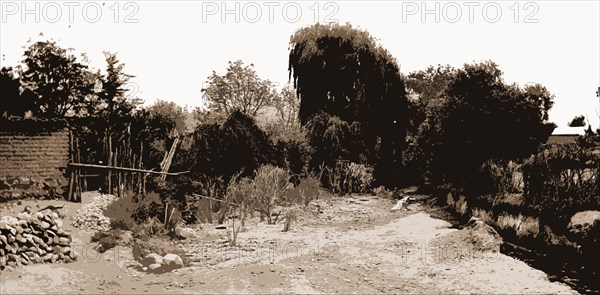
0;130;70;199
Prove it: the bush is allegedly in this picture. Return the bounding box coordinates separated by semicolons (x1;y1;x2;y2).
188;111;276;182
325;161;373;195
251;165;293;224
522;143;600;224
104;191;183;237
275;139;311;181
104;193;142;230
91;230;122;253
285;176;322;206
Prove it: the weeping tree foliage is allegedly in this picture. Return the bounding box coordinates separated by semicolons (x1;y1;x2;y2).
288;23;408;186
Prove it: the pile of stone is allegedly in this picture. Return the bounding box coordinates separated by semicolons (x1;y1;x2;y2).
72;194;116;231
0;206;77;270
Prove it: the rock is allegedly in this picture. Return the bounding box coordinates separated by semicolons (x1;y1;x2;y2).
162;253;184;271
568;210;600;236
466;217;502;252
141;253;164;267
57;237;71;246
148;263;162;270
175;227;196;239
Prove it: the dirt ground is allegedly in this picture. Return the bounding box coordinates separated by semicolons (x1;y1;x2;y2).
0;192;577;294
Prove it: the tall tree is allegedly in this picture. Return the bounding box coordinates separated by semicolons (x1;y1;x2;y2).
96;52;137;119
19;41;94;118
288;23;408;186
201;60;276;122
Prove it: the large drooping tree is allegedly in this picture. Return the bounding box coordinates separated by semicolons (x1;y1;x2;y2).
288;23;408;186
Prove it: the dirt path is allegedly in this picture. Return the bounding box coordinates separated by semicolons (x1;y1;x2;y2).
1;194;577;294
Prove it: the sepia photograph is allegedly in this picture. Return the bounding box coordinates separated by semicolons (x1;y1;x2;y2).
0;1;599;294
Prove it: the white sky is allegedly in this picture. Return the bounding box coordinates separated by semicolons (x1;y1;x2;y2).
1;0;599;134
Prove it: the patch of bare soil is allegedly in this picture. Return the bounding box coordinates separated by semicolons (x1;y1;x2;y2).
1;193;577;294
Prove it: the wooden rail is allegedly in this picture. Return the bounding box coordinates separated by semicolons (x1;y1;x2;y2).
68;163;190;176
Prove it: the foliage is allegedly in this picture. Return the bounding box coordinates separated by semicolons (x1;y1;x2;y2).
201;60;276;122
282;207;299;232
285;176;322;206
93;52;137;119
264;84;304;141
274;139;311;181
19;41;96;118
408;61;556;190
478;160;523;197
250;165;292;224
305;111;365;169
522;143;599;224
568;115;587;127
188;111;275;181
325;161;373;195
104;191;183;236
224;177;254;224
146;99;188;134
0;67;31;118
289;23;408;187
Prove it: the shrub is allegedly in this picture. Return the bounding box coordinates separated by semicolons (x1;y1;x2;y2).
325;161;373;195
104;193;141;230
104;191;183;237
522;142;600;224
282;207;299;232
275;139;311;181
285;176;322;206
91;230;122;253
251;165;292;224
188;111;276;182
224;177;254;225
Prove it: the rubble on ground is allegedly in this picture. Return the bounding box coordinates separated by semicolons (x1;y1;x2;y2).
72;194;116;231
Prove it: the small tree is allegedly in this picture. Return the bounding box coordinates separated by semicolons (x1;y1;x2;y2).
201;60;276;122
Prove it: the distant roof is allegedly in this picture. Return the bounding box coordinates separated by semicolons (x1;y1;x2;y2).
546;134;579;144
552;126;585;136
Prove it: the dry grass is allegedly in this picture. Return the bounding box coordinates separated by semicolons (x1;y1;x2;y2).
496;213;540;238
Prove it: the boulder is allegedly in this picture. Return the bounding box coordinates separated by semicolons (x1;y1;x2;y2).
466;217;503;252
141;253;163;267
